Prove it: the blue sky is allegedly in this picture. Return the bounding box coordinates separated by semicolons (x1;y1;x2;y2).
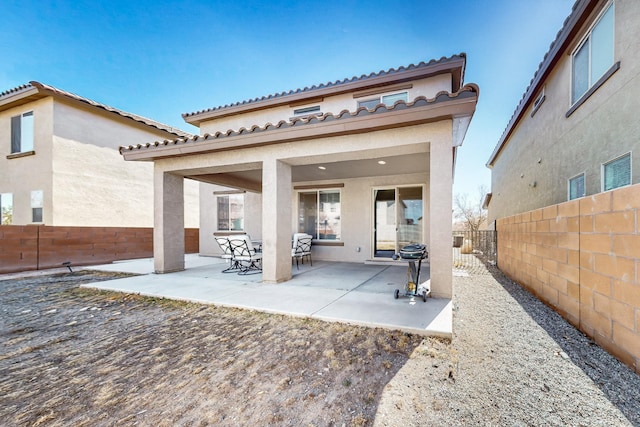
2;0;575;200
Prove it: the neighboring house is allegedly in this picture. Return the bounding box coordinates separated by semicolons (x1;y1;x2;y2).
486;0;640;224
0;82;199;227
120;54;479;298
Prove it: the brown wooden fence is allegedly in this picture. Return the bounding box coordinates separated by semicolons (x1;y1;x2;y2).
0;225;199;274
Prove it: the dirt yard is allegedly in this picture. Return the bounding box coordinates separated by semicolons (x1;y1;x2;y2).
0;271;453;426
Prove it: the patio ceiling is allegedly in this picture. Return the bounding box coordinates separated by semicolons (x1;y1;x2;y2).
185;152;430;192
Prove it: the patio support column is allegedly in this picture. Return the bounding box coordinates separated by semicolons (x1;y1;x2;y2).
429;139;453;298
154;169;185;273
261;158;292;283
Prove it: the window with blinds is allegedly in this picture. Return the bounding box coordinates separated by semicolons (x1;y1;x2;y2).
603;153;631;191
568;173;585;200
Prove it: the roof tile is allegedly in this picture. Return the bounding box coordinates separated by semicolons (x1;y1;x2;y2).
182;53;466;119
0;81;192;138
121;84;478;155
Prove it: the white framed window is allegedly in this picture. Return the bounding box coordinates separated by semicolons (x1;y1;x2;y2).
568;173;585;200
0;193;13;225
298;189;341;240
531;87;546;116
216;193;244;231
358;91;408;110
571;2;614;104
602;152;631;191
11;111;34;153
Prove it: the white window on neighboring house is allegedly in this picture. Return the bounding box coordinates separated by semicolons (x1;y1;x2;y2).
602;152;631;191
31;190;43;223
358;92;408;110
531;87;545;117
0;193;13;224
571;2;614;104
217;193;244;231
11;111;34;153
298;189;341;240
568;173;585;200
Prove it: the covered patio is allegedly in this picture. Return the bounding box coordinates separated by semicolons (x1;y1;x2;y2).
119;54;478;302
85;254;452;337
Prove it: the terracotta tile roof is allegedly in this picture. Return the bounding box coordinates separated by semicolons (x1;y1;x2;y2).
487;0;596;167
0;83;32;97
0;81;192;138
121;84;479;156
182;53;467;123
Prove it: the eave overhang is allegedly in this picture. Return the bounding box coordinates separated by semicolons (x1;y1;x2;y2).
0;81;191;138
121;84;479;162
486;0;599;168
183;54;467;126
0;84;44;110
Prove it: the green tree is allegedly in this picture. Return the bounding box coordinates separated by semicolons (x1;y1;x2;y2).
1;206;12;225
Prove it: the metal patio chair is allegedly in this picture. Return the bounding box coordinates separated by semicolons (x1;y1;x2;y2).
228;235;262;275
215;236;241;273
292;233;312;269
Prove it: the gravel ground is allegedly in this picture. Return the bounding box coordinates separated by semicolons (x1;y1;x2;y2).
374;264;640;426
2;264;639;426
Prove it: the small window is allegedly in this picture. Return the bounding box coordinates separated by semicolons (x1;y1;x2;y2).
11;111;34;154
0;193;13;224
293;106;321;116
298;189;341;240
531;87;546;116
572;3;614;104
217;193;244;231
32;208;43;223
381;92;408;106
603;152;631;191
358;92;408;110
30;190;43;223
568;173;585;200
357;98;380;110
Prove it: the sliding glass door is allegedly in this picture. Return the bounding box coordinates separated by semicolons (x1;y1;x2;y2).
373;186;423;258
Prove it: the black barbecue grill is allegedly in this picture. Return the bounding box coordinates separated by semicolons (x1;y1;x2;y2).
392;244;430;302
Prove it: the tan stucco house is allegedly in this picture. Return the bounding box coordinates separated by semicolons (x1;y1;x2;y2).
120;54;479;298
0;82;199;227
486;0;640;224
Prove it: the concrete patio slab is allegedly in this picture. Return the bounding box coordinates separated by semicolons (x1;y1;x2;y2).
84;254;452;337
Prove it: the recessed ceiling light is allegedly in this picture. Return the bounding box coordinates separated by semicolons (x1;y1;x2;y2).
318;166;326;170
378;160;386;165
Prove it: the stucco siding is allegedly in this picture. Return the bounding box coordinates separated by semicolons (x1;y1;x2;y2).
200;173;429;263
50;136;199;227
199;182;262;256
0;98;54;224
1;96;199;227
489;0;640;224
51;136;154;226
186;121;450;263
52;100;175;149
199;74;453;135
48;100;199;227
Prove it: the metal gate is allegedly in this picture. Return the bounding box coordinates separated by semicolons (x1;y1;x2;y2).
452;230;497;272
